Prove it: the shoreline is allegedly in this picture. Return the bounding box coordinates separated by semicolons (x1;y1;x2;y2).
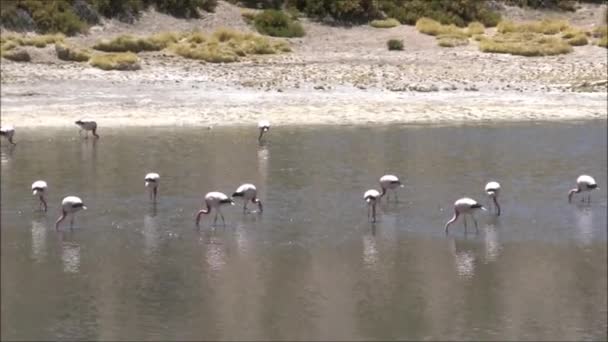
1;88;606;128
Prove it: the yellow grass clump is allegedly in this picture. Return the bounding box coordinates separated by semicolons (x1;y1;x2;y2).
1;33;64;48
169;29;290;63
2;48;31;62
93;33;181;53
416;18;464;36
90;52;140;70
467;22;485;35
55;43;91;62
599;36;607;48
370;18;400;28
479;32;573;56
497;19;570;35
437;34;469;47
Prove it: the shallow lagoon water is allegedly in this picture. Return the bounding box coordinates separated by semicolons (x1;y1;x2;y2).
1;121;607;341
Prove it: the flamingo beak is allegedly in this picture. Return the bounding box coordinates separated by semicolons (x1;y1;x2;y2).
481;206;487;211
32;190;37;195
82;206;87;210
145;181;150;187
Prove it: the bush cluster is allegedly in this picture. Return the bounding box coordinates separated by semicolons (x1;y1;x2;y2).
0;0;218;35
386;39;403;50
252;9;305;37
479;32;573;56
370;18;400;28
89;52;141;70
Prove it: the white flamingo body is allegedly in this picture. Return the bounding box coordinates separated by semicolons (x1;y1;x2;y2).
75;119;99;138
258;120;270;142
232;183;263;213
444;197;486;234
364;189;381;222
0;125;16;145
145;172;160;201
485;181;501;216
55;196;87;230
569;175;598;203
379;174;403;201
196;192;235;225
31;180;48;211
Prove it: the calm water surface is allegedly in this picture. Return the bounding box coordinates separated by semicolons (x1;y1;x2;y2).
1;122;607;341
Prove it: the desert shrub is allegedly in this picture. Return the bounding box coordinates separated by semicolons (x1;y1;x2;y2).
90;52;140;70
467;21;485;35
93;34;174;52
497;19;571;34
143;0;217;18
437;34;469;47
370;18;400;28
598;36;607;48
479;32;573;56
55;42;91;61
387;39;403;50
591;25;607;38
2;48;31;61
378;0;501;27
253;9;305;37
72;0;101;24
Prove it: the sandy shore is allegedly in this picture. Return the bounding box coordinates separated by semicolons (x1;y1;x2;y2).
1;1;607;127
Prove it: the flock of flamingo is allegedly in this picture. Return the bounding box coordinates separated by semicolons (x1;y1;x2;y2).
0;119;600;234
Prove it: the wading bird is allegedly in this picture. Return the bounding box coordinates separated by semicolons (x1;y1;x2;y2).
55;196;87;230
232;183;263;213
379;174;404;201
364;189;381;223
258;120;270;142
196;192;235;226
75;119;99;138
444;197;486;234
145;173;160;202
568;175;598;203
485;181;501;216
32;180;48;212
0;125;16;145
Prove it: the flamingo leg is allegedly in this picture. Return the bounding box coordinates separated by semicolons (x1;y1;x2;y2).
243;202;248;213
70;215;75;230
394;190;399;203
372;203;376;223
473;215;479;233
219;208;225;225
213;210;218;224
463;215;468;233
367;204;371;220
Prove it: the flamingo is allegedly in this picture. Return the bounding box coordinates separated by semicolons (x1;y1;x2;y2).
364;189;381;222
196;192;235;226
55;196;87;230
145;173;160;202
0;125;16;145
232;183;263;213
444;197;486;234
31;180;48;212
379;174;404;201
568;175;598;203
258;120;270;142
75;119;99;138
485;181;501;216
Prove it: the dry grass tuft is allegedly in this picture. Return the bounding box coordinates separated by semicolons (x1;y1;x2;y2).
497;19;571;35
55;43;91;62
416;18;463;36
467;22;485;35
90;52;140;70
169;29;290;63
479;32;573;56
370;18;400;28
93;33;180;53
437;34;469;47
2;48;30;61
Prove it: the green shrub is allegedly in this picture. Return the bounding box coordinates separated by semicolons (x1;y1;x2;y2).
253;9;305;37
90;52;140;70
479;32;573;56
146;0;217;18
387;39;403;50
2;48;31;62
378;0;501;27
55;42;91;61
437;34;469;47
370;18;400;28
